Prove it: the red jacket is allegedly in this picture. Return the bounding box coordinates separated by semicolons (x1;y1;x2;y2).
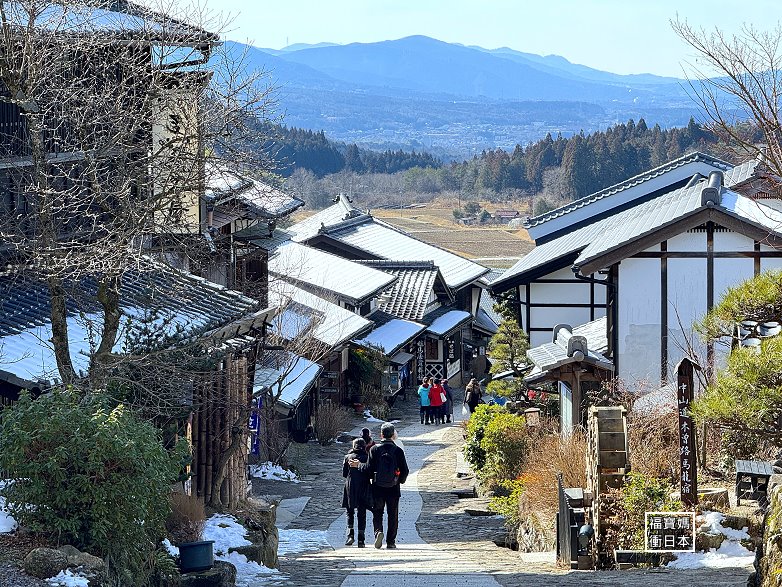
428;383;445;407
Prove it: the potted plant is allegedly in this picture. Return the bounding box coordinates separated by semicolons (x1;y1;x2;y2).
166;492;214;573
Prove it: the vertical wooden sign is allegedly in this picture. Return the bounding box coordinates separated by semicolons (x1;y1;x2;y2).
676;358;698;507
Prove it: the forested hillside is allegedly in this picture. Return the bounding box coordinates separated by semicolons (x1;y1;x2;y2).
275;118;735;211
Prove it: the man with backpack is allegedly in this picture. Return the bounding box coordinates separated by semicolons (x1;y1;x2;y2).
349;422;409;549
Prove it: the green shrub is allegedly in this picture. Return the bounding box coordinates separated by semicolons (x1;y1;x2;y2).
601;472;683;551
480;412;529;484
0;390;188;585
463;403;503;472
489;477;525;531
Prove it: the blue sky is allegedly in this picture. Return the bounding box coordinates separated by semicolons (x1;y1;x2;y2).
204;0;776;77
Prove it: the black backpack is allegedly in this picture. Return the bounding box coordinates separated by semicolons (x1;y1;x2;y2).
373;445;400;488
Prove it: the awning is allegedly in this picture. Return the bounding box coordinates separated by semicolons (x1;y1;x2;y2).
253;351;322;411
389;351;414;365
354;318;425;356
425;309;472;338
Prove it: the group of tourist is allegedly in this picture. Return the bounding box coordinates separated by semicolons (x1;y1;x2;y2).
416;377;455;424
341;377;486;550
343;423;409;549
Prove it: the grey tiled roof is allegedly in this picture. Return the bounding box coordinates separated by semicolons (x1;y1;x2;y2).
0;262;260;385
324;217;489;290
2;0;216;40
526;325;613;375
723;158;762;188
287;196;362;242
358;261;444;321
493;172;782;293
206;164;304;221
288;198;489;290
572;317;609;355
524;152;732;229
269;241;397;305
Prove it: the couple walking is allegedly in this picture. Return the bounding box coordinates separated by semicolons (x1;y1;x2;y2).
417;377;454;425
342;423;409;549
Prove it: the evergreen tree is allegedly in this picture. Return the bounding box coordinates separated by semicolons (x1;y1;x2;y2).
486;299;530;399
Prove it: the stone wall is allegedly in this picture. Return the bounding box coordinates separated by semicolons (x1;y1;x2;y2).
755;476;782;587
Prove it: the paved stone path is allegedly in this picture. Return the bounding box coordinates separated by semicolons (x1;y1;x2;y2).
251;396;753;587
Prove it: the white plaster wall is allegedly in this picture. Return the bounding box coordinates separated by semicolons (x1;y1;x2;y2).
761;257;782;272
518;286;526;304
714;230;755;252
529;330;551;348
667;231;706;252
713;258;755;306
530;281;590;305
529;306;593;331
666;258;707;383
618;258;661;387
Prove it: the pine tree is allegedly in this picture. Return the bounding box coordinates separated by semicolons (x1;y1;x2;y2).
486;299;530;399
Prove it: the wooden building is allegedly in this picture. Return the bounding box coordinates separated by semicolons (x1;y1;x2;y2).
492;153;782;388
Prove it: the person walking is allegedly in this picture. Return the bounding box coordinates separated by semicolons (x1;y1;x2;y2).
417;378;431;424
342;438;373;547
464;377;483;414
350;422;409;549
442;379;454;423
428;378;446;425
361;427;375;451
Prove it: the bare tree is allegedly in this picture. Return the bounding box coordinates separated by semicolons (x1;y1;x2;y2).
0;0;278;391
673;19;782;183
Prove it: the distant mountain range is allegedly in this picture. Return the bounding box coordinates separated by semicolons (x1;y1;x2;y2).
229;36;702;158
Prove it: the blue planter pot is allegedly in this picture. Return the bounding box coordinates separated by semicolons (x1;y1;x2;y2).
178;540;214;573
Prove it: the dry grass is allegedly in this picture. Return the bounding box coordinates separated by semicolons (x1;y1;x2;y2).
313;402;352;446
516;425;588;551
166;492;206;545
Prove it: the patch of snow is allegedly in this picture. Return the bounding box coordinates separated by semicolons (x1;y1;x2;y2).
46;570;90;587
0;480;17;534
161;538;179;557
667;511;754;570
277;528;330;556
249;462;300;483
362;410;401;425
699;511;750;540
220;551;279;587
667;539;755;569
363;410;385;423
203;514;252;556
203;514;281;586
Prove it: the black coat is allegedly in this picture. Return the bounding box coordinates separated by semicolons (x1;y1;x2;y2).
342;449;372;509
362;439;410;497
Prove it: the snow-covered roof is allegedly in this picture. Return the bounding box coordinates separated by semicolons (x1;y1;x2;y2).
253;350;321;409
0;0;216;41
354;318;425;356
269;240;396;305
424;309;472;337
206;164;304;221
287;197;489;290
268;282;372;347
492;172;782;292
0;261;261;386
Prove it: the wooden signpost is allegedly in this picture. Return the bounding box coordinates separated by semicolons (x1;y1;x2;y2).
676;358;698;507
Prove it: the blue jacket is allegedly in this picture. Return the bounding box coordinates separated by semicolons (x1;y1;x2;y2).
417;385;431;407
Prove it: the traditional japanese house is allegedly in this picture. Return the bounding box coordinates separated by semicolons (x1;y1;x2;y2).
0;260;277;507
287;196;491;385
491;153;782;403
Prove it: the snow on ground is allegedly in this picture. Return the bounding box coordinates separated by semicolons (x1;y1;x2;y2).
362;410;400;425
201;514;332;586
249;462;300;483
0;480;17;533
667;511;755;570
46;570;89;587
203;513;280;586
277;529;330;556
